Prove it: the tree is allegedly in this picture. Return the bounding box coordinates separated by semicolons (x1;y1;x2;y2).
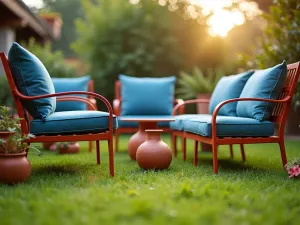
72;0;227;102
42;0;83;57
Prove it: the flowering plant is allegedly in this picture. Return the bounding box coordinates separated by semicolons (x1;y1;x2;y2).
286;158;300;179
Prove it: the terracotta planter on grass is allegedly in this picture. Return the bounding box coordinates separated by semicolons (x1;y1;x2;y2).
58;142;80;154
0;152;31;184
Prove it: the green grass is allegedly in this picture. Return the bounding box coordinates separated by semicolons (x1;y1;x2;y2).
1;135;300;225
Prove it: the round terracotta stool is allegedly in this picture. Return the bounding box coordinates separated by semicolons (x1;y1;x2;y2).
136;129;172;170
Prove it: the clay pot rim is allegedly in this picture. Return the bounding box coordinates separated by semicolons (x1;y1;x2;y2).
0;131;16;134
0;152;26;157
145;129;163;133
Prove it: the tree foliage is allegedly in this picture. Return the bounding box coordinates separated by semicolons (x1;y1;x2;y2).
72;0;230;102
42;0;83;57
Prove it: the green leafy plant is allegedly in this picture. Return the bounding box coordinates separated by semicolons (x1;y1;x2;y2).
0;106;41;155
177;67;223;99
0;106;20;131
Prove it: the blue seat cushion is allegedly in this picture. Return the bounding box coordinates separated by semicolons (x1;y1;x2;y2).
237;61;287;121
8;42;56;120
30;111;117;135
209;70;254;116
182;114;274;137
52;76;90;112
117;115;171;128
170;114;200;131
119;75;176;116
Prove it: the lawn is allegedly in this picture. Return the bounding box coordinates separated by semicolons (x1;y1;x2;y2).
0;135;300;225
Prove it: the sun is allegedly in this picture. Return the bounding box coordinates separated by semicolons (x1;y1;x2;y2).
189;0;260;37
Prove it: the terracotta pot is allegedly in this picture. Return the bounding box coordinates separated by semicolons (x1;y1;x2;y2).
196;93;211;114
43;142;56;150
196;94;212;152
58;142;80;154
136;130;172;170
0;131;16;152
0;152;31;184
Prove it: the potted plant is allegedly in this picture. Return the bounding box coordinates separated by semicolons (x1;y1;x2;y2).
177;67;223;114
56;142;80;154
0;106;40;184
177;68;223;152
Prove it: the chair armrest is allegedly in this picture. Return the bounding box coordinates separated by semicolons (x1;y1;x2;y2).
172;99;210;116
113;99;120;116
211;96;291;138
13;89;115;133
56;96;97;111
174;99;185;115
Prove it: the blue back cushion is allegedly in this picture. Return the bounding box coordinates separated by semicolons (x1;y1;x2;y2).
8;42;56;120
52;76;90;112
209;70;254;116
236;61;288;121
119;75;176;115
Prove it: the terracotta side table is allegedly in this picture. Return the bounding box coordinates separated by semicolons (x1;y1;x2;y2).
119;117;175;160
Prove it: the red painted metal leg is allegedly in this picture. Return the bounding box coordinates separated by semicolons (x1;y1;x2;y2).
115;132;119;152
212;142;218;174
194;141;198;166
240;144;246;162
182;136;186;161
171;134;177;157
128;122;157;160
108;138;114;177
229;144;234;159
89;141;93;152
278;141;287;168
96;140;100;165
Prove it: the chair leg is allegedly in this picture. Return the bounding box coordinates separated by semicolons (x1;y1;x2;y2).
229;144;234;159
171;134;177;157
89;141;93;152
278;141;287;169
96;140;100;165
212;142;218;174
182;136;186;161
240;144;246;162
193;141;198;166
115;132;119;152
108;138;115;177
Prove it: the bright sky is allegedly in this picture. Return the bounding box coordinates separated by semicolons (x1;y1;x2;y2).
22;0;44;8
23;0;260;37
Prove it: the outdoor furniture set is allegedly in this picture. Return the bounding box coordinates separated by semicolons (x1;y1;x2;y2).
0;42;299;177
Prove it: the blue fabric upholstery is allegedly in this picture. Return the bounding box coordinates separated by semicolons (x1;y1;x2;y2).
117;115;171;128
8;42;56;120
182;114;274;137
30;111;117;135
119;75;176;116
170;114;200;131
209;70;254;116
52;76;90;112
237;61;288;121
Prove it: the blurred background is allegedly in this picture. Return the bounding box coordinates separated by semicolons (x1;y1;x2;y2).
0;0;299;132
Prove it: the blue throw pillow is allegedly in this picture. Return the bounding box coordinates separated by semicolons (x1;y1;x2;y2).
209;70;254;116
8;42;56;120
119;75;176;115
236;61;288;121
52;76;90;112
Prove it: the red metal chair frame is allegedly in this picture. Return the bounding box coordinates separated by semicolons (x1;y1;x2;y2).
53;79;98;152
113;80;184;152
172;62;300;174
0;52;115;176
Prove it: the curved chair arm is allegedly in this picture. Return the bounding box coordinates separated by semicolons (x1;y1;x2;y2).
172;99;210;116
211;96;291;138
13;89;115;133
113;99;120;116
56;96;98;111
174;99;185;115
